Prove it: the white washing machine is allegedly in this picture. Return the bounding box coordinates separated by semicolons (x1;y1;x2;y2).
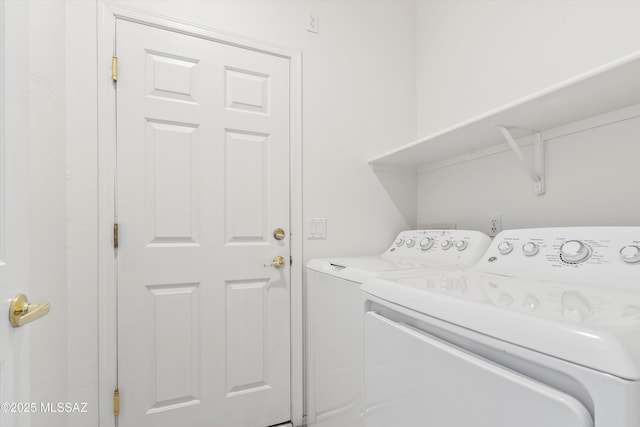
305;229;491;427
361;227;640;427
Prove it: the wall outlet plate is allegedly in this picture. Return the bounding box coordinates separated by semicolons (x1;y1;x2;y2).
307;11;319;33
489;214;502;237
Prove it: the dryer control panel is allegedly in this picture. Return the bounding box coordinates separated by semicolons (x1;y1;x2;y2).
383;229;491;268
476;227;640;286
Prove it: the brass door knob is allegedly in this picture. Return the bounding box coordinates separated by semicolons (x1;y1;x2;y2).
9;294;50;328
273;228;285;241
264;256;286;269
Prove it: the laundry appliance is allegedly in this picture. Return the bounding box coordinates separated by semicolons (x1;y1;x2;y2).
305;229;491;427
362;227;640;427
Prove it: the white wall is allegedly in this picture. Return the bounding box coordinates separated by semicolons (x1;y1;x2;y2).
416;0;640;136
415;0;640;231
418;116;640;231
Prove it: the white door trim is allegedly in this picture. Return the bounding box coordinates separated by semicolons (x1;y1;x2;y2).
97;3;303;425
0;0;5;264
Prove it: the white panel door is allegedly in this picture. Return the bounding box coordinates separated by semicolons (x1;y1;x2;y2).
363;312;593;427
115;20;291;427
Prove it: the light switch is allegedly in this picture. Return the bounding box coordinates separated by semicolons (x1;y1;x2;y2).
308;217;327;239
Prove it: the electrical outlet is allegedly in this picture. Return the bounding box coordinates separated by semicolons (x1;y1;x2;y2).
489;214;502;237
307;11;319;33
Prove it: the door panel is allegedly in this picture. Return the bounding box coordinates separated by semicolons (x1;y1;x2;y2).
116;19;290;427
146;120;199;244
225;130;270;243
364;312;593;427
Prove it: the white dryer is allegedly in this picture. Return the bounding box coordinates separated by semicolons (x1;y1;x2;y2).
362;227;640;427
305;229;490;427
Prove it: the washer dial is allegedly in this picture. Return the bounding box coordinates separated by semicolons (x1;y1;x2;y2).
420;237;434;251
560;240;592;264
441;239;453;250
406;238;415;248
619;245;640;263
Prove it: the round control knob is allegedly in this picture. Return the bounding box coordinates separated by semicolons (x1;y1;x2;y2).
559;240;592;264
522;242;539;257
455;240;468;251
395;238;405;247
561;291;591;322
441;239;453;250
522;295;540;311
497;241;513;255
420;237;433;251
619;245;640;263
406;238;415;248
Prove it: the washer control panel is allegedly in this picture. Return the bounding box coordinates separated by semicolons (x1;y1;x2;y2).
384;229;491;268
477;227;640;286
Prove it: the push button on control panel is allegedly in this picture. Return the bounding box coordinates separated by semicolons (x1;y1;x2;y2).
455;240;468;251
497;241;513;255
522;242;539;257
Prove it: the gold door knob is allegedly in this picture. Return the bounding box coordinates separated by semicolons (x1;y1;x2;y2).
273;228;285;241
264;256;286;269
9;294;50;328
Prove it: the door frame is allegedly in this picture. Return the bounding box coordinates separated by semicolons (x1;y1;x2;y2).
0;0;4;264
97;3;304;426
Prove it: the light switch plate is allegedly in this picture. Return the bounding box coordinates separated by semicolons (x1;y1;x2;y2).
308;217;326;239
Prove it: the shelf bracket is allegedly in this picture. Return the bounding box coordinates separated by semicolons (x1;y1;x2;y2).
497;126;545;195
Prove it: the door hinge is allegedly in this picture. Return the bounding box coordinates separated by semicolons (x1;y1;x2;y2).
112;56;118;82
290;255;293;266
113;388;120;417
114;223;119;249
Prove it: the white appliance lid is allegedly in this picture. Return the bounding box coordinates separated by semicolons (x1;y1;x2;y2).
306;256;435;283
308;256;435;272
362;268;640;380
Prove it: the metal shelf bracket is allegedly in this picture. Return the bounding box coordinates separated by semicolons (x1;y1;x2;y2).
497;126;545;196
